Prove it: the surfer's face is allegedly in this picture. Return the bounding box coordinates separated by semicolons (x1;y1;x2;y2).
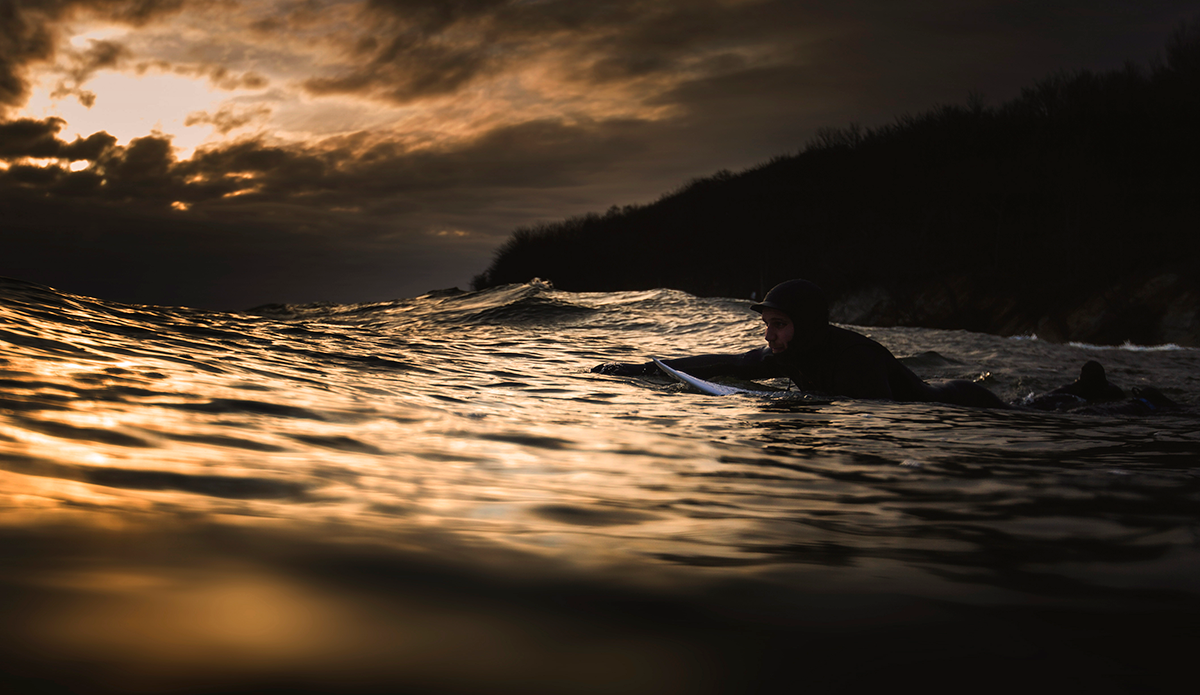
761;308;794;354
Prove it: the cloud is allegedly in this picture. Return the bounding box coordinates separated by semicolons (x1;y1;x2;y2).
300;0;663;104
1;111;606;211
0;116;70;156
304;39;492;102
0;116;116;158
0;0;189;114
0;111;649;207
559;1;811;84
367;0;509;32
294;0;827;123
161;62;269;90
0;1;62;111
0;106;667;306
51;38;132;105
184;104;272;134
301;0;509;103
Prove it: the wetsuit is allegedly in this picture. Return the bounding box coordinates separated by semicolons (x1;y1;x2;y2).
595;276;1174;413
593;278;1007;408
599;326;1007;408
1025;360;1125;411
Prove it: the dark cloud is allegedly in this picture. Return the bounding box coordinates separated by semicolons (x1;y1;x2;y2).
0;115;641;211
51;38;131;105
303;0;677;103
302;0;515;102
0;116;69;155
562;1;812;84
321;0;1200;110
131;58;271;89
1;112;661;306
3;158;492;308
304;38;491;102
184;104;271;134
72;37;128;73
0;0;61;110
367;0;509;34
176;63;269;90
0;116;116;158
95;0;186;25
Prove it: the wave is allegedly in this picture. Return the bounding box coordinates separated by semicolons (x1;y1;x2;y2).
1066;341;1194;352
243;280;598;327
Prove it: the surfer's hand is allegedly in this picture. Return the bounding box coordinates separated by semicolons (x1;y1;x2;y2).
592;362;654;376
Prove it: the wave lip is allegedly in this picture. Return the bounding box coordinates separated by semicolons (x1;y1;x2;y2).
1066;340;1192;352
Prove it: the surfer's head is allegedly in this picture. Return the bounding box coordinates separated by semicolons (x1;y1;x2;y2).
1078;360;1107;386
759;307;794;353
751;280;828;354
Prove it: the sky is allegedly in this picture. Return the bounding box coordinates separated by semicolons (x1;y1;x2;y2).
2;0;1196;309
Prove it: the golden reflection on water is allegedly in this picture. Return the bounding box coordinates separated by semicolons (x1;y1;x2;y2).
0;514;735;694
4;318;810;571
31;568;357;667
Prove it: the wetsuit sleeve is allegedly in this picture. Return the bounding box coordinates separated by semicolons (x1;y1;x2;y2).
592;347;781;379
657;347;781;379
591;361;658;376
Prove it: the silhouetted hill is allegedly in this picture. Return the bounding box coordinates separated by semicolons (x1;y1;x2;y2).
474;20;1200;346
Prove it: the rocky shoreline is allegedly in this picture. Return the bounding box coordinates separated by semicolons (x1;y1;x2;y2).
830;272;1199;347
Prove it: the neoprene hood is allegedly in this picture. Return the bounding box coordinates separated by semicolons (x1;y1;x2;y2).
751;279;829;329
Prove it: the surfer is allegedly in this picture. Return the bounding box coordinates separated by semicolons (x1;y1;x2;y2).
593;279;1008;408
1023;360;1180;414
1023;360;1125;411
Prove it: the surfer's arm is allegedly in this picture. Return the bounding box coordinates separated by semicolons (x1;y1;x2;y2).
591;361;658;376
592;348;779;379
659;348;780;379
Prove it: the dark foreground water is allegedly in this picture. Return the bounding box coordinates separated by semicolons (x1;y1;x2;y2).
2;276;1198;694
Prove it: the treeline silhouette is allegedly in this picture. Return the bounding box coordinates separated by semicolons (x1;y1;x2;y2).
473;20;1200;344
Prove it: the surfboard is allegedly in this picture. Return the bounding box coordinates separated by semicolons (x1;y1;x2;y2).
651;358;779;396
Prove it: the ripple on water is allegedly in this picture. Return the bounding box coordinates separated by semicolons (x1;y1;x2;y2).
0;453;311;500
477;432;574;450
165;398;329;420
530;504;661;527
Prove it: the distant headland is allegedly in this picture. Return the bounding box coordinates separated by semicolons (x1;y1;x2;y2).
473;20;1200;347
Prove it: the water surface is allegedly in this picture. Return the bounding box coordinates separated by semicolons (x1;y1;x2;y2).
2;277;1197;693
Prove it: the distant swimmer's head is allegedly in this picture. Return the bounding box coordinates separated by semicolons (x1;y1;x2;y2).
1079;360;1107;385
751;279;829;354
1075;359;1124;401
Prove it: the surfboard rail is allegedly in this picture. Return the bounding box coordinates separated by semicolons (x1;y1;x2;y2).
651;358;781;396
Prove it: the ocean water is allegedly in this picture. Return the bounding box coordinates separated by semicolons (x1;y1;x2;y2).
1;276;1198;694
